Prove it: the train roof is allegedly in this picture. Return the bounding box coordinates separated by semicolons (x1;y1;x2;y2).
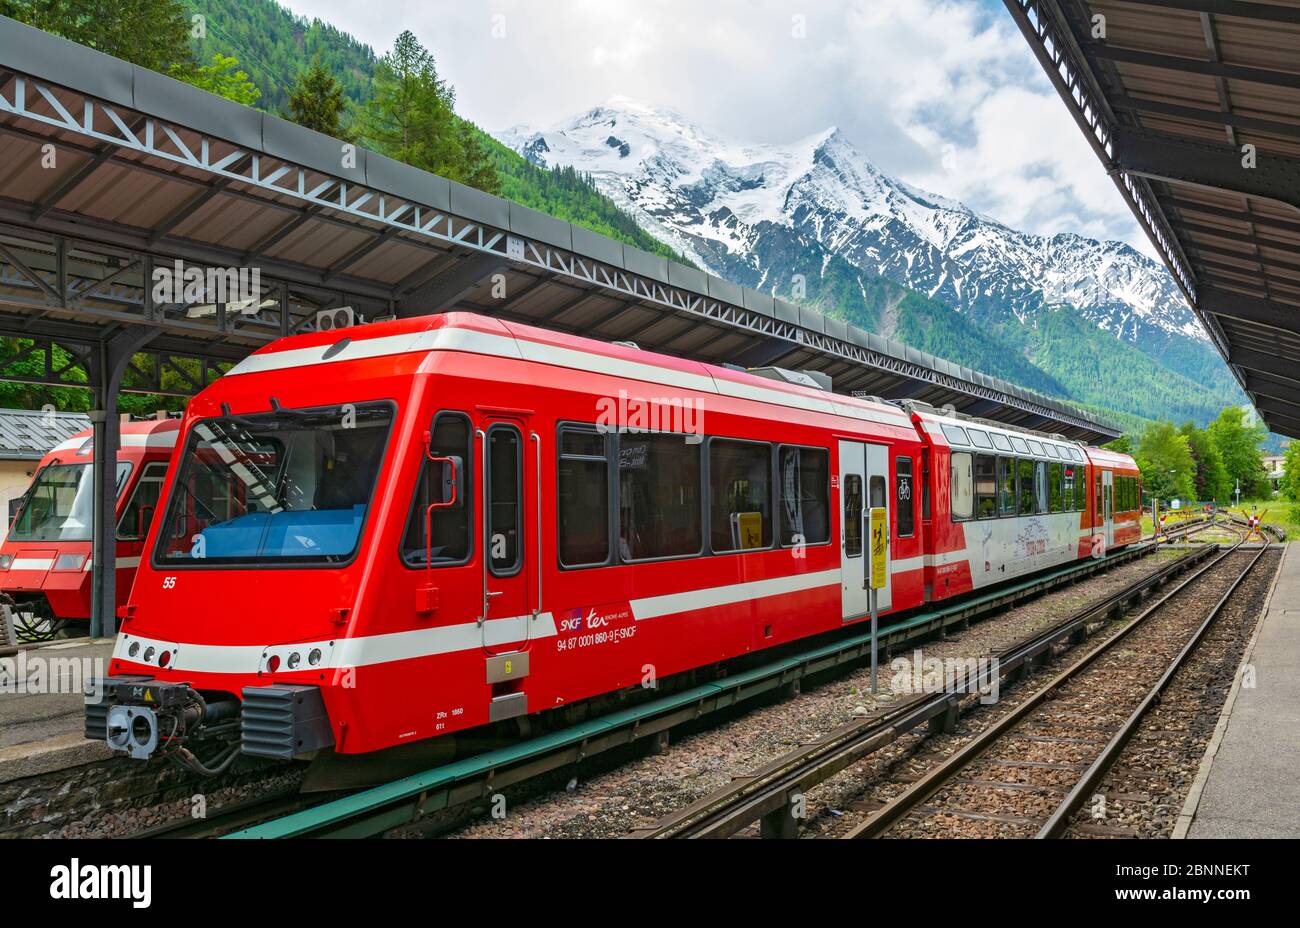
224;311;920;433
45;417;182;460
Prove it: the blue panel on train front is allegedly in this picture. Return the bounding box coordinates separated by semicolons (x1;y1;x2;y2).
195;505;366;559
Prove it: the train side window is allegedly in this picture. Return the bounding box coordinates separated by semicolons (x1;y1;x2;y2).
486;425;522;576
710;439;772;553
950;452;973;521
116;462;168;540
1063;465;1076;512
997;456;1016;516
869;474;886;508
1011;437;1030;454
557;426;610;568
1018;458;1035;515
1035;461;1048;513
1049;462;1063;513
619;433;701;561
844;474;863;557
402;411;473;567
895;457;914;537
778;446;830;545
921;449;931;521
975;454;997;519
992;433;1012;453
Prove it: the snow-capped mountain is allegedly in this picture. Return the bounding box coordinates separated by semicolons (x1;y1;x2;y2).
497;97;1207;351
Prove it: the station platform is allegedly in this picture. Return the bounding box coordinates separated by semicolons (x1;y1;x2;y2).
0;638;113;783
1180;542;1300;838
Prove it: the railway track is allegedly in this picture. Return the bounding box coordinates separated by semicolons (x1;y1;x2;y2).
229;539;1184;838
123;519;1269;840
628;543;1225;839
843;541;1274;839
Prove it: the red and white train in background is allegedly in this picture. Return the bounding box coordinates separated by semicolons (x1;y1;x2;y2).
85;312;1141;772
1;418;178;640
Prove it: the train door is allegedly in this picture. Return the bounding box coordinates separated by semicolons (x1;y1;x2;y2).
838;441;891;620
479;416;537;655
1101;469;1114;549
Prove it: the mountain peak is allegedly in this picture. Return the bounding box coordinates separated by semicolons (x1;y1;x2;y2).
493;100;1207;350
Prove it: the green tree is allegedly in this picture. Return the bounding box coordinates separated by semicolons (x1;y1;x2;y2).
1180;421;1230;503
186;52;261;105
1208;406;1269;499
1135;421;1196;502
4;0;195;73
361;31;458;174
284;55;352;140
1104;434;1134;456
360;31;498;193
1280;441;1300;502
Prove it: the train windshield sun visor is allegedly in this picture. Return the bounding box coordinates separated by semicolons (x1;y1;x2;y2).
8;461;132;543
154;402;395;566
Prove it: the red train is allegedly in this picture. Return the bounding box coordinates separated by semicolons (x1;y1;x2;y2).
86;312;1140;771
1;418;178;640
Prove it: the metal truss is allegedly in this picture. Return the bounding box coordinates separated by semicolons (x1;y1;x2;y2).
0;68;1115;436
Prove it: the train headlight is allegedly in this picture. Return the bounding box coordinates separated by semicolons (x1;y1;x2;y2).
0;554;11;570
143;647;155;663
54;553;86;571
287;651;301;670
308;648;322;666
128;641;140;658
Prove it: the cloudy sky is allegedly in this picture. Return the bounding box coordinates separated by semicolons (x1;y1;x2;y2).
288;0;1153;255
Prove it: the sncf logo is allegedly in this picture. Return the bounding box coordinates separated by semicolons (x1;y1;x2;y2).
560;608;608;632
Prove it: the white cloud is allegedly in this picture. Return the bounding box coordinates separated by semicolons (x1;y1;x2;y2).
285;0;1154;254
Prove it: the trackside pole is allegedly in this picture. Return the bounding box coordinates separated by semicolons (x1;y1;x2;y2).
868;506;887;695
870;587;878;695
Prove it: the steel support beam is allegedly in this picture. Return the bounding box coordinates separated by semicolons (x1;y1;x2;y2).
1083;42;1300;92
396;252;512;317
1229;346;1300;385
1199;288;1300;332
1113;129;1300;211
87;325;157;638
1113;0;1300;25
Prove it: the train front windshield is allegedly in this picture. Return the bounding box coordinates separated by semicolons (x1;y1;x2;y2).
155;402;394;565
8;462;131;543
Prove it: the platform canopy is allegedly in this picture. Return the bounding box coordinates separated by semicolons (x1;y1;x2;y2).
1007;0;1300;438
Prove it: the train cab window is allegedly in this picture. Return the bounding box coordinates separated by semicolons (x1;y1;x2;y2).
157;402;394;566
486;426;522;576
895;457;914;537
975;454;997;519
9;462;133;544
1049;462;1064;513
921;450;931;521
710;439;772;553
558;427;610;567
950;452;973;521
1017;459;1035;515
400;411;473;568
844;474;863;557
997;457;1016;516
619;433;701;561
117;462;169;541
778;446;830;545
